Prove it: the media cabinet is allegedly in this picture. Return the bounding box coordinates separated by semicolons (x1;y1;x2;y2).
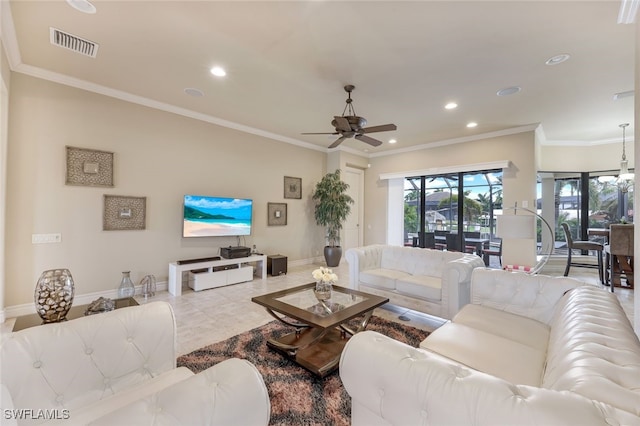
168;254;267;296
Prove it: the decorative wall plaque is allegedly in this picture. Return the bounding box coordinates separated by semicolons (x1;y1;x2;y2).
284;176;302;199
268;202;287;226
103;195;146;231
66;146;114;187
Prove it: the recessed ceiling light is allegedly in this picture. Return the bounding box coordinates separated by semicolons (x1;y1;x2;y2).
65;0;96;14
466;122;478;128
497;86;521;96
389;139;397;144
184;88;204;97
444;102;458;110
210;66;226;77
545;54;570;65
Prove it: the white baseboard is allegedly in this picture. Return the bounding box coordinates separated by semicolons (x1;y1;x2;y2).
3;280;168;319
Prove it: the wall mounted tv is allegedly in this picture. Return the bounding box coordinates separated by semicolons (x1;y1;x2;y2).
183;195;253;237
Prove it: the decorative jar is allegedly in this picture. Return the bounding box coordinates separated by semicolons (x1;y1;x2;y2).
118;271;135;298
34;268;75;323
140;274;157;299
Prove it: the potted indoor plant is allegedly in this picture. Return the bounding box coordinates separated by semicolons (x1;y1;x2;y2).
312;169;354;266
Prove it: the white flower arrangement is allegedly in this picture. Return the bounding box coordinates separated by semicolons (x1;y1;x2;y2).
312;267;338;284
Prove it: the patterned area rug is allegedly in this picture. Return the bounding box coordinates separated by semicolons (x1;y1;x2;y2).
177;315;429;425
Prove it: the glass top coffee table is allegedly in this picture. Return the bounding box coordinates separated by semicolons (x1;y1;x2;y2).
251;282;388;377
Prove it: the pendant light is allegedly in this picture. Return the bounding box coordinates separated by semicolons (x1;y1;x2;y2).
616;123;634;193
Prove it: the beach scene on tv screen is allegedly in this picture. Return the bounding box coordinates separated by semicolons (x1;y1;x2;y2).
183;196;252;237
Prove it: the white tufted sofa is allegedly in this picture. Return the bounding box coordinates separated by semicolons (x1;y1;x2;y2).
345;245;485;319
340;268;640;425
0;301;270;425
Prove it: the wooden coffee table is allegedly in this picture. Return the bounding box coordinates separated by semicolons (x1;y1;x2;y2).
251;282;388;377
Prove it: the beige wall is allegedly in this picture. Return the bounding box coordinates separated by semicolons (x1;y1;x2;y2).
5;74;326;306
540;143;633;172
1;42;10;320
363;132;538;265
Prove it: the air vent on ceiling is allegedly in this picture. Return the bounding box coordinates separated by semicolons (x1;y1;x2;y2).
49;27;99;58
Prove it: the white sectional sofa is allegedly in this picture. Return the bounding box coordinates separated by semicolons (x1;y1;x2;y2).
0;301;270;425
340;268;640;425
345;245;485;319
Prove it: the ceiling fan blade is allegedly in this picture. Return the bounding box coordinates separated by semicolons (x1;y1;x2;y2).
355;134;383;147
328;136;347;149
301;132;338;135
361;123;397;133
333;116;352;132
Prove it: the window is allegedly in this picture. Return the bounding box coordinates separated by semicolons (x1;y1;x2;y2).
404;170;503;248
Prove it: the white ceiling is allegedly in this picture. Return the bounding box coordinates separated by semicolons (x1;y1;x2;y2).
2;0;637;155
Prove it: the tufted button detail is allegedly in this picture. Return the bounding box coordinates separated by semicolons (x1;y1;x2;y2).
55;395;64;403
33;361;42;368
378;389;385;397
103;378;110;384
605;418;620;426
85;348;93;355
420;409;428;418
127;337;133;343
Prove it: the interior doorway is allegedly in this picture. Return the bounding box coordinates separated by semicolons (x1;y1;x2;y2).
343;167;364;253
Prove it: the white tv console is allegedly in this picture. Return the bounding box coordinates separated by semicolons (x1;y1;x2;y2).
168;254;267;296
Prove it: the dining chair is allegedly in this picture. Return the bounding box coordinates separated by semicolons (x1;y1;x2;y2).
560;222;603;283
604;224;634;292
463;231;481;254
434;230;448;250
481;237;502;267
423;232;436;249
445;233;462;252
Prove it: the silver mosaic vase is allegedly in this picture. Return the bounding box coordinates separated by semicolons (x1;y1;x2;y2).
34;269;75;323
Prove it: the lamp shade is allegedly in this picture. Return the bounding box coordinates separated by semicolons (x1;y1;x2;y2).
496;214;535;239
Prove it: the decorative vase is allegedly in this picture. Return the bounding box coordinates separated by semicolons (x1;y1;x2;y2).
34;269;75;323
118;271;135;298
140;274;157;299
314;280;333;301
324;246;342;267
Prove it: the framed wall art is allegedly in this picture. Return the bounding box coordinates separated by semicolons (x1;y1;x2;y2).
66;146;114;187
103;195;146;231
267;202;287;226
284;176;302;199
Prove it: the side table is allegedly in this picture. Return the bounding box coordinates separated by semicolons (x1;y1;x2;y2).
12;297;139;332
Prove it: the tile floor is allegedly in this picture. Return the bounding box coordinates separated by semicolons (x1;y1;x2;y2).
2;257;634;358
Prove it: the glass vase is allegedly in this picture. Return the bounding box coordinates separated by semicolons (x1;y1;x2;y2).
140;274;157;299
34;269;75;323
118;271;135;299
314;280;333;301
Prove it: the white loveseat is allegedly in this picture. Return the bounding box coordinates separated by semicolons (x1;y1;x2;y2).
340;268;640;425
345;245;485;319
0;301;270;425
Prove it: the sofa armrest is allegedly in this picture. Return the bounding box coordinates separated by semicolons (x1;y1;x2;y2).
88;358;270;426
440;254;485;318
345;245;383;289
1;302;177;414
470;268;587;324
340;331;639;426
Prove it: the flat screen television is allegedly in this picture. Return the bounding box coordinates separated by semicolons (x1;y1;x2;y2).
182;195;253;237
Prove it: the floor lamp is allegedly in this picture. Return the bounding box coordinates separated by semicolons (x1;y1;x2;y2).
497;203;554;274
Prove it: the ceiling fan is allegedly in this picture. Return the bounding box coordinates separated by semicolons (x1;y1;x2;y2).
302;85;397;149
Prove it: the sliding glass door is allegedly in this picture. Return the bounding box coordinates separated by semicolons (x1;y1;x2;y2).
403;169;502;248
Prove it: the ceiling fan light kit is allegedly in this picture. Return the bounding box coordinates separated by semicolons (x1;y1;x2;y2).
302;85;397;149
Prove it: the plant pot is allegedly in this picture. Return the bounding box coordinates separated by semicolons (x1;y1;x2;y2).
324;246;342;267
